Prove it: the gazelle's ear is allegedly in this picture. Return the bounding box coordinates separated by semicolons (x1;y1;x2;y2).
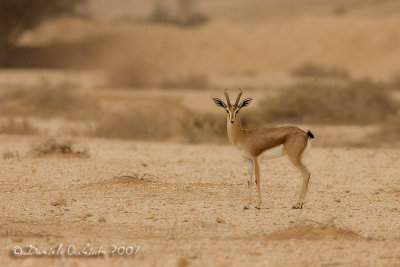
239;98;252;109
213;98;227;108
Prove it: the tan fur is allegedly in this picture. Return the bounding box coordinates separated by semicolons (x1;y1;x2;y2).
214;90;312;210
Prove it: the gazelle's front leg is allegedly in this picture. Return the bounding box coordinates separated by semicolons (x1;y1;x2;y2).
244;159;254;210
253;156;262;210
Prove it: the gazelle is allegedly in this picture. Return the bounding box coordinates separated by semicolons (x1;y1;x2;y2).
213;89;314;210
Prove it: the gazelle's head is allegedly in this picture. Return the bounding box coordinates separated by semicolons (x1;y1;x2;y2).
213;89;252;124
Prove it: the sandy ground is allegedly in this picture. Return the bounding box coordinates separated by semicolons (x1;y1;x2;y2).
0;135;399;266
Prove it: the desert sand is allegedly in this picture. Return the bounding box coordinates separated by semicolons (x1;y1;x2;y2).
2;0;400;266
1;135;399;266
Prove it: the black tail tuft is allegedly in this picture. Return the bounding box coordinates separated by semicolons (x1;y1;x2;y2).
307;130;314;139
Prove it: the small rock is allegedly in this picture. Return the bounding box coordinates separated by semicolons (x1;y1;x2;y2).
98;217;106;223
176;258;189;267
216;217;226;224
51;197;67;207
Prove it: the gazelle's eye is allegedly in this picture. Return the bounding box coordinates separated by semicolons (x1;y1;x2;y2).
226;110;229;114
235;110;239;114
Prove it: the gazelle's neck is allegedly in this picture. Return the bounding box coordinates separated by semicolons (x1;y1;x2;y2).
227;115;244;147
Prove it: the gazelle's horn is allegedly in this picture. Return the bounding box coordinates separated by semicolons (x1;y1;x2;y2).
224;88;231;107
235;88;242;106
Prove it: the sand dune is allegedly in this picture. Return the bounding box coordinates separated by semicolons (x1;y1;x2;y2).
17;1;400;83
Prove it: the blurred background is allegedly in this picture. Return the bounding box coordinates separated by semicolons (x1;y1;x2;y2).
1;0;400;147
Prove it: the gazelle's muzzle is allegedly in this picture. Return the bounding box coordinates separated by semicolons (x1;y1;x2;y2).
227;108;237;124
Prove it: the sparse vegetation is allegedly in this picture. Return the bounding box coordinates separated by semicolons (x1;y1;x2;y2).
31;138;89;157
92;109;180;140
107;60;158;89
389;73;400;90
150;2;171;23
2;150;19;159
0;0;86;65
333;6;347;16
179;112;226;143
258;79;398;124
107;59;209;89
291;63;351;80
92;106;227;143
159;73;209;89
150;0;208;27
375;115;400;142
0;80;99;119
0;118;38;135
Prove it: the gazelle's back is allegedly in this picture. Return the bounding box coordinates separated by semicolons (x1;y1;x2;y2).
243;126;307;156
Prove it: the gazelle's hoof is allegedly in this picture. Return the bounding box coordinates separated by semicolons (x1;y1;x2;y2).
292;202;304;209
243;206;249;210
255;206;261;210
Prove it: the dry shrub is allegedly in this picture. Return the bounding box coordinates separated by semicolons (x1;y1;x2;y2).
92;103;187;140
150;2;171;23
159;73;209;89
0;118;38;135
107;58;209;89
32;138;89;157
390;73;400;90
291;63;350;80
258;79;398;124
179;112;226;143
107;60;157;89
0;81;99;119
150;0;208;27
333;6;347;16
92;107;226;143
375;115;400;142
3;150;19;159
92;97;190;140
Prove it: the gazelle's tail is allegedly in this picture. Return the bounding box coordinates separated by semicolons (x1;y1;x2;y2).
307;130;314;139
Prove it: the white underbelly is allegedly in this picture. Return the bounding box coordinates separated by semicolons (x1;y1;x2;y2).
240;144;286;160
239;139;311;160
259;144;286;159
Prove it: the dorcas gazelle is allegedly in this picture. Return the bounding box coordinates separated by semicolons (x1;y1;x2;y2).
213;89;314;210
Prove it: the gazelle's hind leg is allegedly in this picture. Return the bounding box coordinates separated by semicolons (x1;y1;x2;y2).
244;159;254;210
292;161;310;209
285;137;311;209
